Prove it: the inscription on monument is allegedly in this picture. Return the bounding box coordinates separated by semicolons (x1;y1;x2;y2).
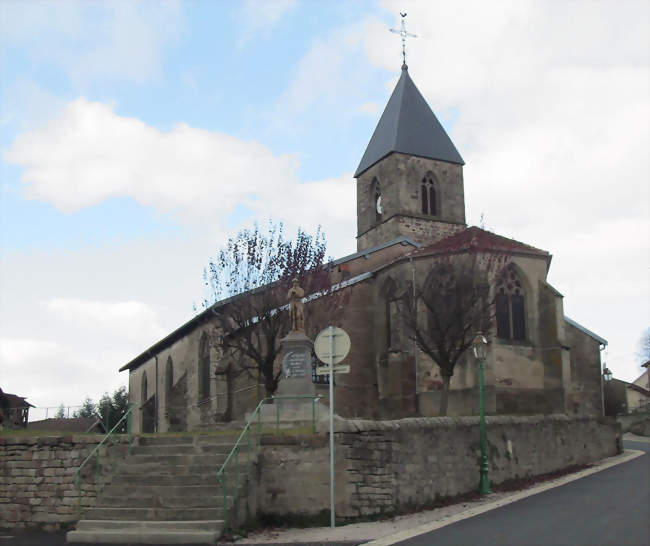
282;350;309;379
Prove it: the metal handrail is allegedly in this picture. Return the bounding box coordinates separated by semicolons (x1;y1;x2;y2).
72;403;136;518
216;394;322;531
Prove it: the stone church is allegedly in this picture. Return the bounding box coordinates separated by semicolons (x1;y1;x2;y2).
120;64;607;432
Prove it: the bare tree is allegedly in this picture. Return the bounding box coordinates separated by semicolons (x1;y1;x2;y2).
398;254;497;416
203;220;334;397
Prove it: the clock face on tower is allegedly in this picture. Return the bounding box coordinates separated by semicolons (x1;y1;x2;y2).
376;194;382;215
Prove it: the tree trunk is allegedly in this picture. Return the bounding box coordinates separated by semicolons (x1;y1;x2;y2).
439;375;451;416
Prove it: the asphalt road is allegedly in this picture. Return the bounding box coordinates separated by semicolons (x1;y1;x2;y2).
396;439;649;546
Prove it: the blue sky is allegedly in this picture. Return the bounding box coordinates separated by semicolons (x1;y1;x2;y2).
1;0;394;253
1;0;648;408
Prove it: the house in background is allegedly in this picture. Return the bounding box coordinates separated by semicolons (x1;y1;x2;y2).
604;369;650;416
27;417;106;434
633;361;649;391
0;388;33;429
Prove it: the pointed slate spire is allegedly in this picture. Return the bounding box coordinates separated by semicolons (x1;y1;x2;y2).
355;66;464;177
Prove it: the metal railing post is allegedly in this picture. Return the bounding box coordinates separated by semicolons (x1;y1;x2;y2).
246;430;251;475
72;403;136;520
215;394;323;534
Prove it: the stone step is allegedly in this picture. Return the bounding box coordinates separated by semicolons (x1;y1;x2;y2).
111;473;224;486
113;462;249;480
116;462;223;474
74;519;223;532
130;443;252;456
67;529;220;544
122;454;227;465
97;494;225;509
137;434;242;446
102;484;222;498
82;506;225;521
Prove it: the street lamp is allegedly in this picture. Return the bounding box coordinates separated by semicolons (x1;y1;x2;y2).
602;367;613;382
472;332;490;495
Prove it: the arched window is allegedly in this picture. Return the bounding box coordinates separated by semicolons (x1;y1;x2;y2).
141;371;148;404
421;173;437;216
383;278;403;351
496;265;526;341
165;356;173;400
198;333;210;401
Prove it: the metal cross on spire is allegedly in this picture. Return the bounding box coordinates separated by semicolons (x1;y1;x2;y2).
390;12;417;69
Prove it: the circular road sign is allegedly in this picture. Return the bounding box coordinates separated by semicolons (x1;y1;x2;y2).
314;327;351;365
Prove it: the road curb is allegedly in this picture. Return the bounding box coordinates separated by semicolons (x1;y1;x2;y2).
363;449;645;545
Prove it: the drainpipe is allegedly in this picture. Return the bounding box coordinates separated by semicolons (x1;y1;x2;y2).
599;343;606;417
155;354;159;433
147;349;159;433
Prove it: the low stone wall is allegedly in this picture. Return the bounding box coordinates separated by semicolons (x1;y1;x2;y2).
0;435;130;532
258;414;620;520
617;411;650;433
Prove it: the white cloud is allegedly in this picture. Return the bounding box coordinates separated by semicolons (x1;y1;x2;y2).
45;298;167;345
359;102;380;116
3;97;357;255
0;0;183;84
0;336;115;410
0;80;65;133
4;98;297;221
237;0;297;45
0;234;197;410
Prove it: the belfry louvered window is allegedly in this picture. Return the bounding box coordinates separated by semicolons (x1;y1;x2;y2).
496;265;526;341
421;174;437;215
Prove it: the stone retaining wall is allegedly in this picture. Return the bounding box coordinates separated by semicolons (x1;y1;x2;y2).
258;414;621;520
0;435;130;532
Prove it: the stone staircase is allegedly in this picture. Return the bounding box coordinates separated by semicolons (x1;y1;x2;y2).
67;434;254;544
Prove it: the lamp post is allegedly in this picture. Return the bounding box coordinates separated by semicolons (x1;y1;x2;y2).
601;366;613;417
472;332;490;495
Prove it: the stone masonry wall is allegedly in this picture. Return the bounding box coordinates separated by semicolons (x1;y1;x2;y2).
258;415;620;520
0;435;130;532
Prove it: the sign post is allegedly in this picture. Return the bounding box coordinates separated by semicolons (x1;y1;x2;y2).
314;326;351;529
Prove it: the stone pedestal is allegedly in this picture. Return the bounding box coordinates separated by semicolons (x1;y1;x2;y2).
268;331;320;422
277;331;314;396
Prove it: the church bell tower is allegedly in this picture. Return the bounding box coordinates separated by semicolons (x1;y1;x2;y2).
355;65;467;251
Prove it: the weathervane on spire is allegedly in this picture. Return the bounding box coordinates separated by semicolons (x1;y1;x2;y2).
390;12;417;69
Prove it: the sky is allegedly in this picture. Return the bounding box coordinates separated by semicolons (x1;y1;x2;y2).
0;0;648;414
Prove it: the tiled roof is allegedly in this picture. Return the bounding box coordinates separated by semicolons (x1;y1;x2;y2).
355;65;464;177
27;417;105;433
410;226;549;258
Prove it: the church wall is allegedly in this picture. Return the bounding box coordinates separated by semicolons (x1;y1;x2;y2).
565;321;604;416
356;153;466;251
328;279;380;419
127;316;252;433
369;253;574;417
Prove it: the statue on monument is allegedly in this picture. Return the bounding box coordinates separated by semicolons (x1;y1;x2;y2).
288;278;305;332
